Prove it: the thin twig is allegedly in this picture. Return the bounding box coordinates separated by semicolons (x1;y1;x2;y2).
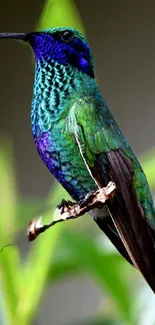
27;181;116;241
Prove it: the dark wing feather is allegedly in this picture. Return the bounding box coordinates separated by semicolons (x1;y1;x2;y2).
95;149;155;290
92;153;134;265
69;96;155;293
105;150;155;291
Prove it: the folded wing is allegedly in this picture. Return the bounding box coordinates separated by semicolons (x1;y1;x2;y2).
68;96;155;292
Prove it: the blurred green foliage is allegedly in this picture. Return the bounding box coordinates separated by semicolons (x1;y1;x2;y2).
38;0;85;34
0;1;155;325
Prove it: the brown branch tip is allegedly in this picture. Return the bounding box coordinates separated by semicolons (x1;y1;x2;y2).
27;181;116;242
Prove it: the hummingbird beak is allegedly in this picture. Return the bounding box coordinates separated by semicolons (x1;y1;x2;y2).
0;33;29;41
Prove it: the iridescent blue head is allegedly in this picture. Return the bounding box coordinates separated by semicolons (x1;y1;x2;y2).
0;28;97;130
0;27;95;78
29;27;95;78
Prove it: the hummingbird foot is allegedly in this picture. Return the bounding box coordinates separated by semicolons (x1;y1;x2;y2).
57;199;74;213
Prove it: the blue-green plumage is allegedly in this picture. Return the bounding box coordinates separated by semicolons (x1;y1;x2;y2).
1;27;155;292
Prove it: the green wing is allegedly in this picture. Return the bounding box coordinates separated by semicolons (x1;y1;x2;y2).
68;96;155;292
68;96;155;222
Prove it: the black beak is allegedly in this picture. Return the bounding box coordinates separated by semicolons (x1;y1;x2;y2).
0;33;29;41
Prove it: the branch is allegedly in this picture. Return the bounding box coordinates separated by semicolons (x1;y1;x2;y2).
27;181;116;241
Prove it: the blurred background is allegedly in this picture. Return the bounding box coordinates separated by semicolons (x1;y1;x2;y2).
0;1;155;324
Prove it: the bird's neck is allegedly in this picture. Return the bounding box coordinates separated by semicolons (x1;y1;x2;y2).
31;59;98;134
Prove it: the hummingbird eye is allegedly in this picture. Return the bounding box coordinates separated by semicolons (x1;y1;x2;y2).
60;30;74;43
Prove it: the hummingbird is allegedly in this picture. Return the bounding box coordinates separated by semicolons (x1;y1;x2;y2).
1;27;155;292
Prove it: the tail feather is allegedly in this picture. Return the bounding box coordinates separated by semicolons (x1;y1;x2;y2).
107;150;155;293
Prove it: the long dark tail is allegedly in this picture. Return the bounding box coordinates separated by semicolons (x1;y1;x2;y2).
107;150;155;293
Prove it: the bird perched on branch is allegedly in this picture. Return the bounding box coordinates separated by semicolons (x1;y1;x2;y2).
1;27;155;292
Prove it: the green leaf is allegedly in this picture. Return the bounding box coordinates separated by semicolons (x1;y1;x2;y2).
59;229;133;324
38;0;85;34
47;231;121;283
13;183;64;325
0;143;21;323
47;250;82;282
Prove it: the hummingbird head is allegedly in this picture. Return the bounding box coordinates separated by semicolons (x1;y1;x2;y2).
29;27;95;78
0;28;98;128
0;27;95;78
